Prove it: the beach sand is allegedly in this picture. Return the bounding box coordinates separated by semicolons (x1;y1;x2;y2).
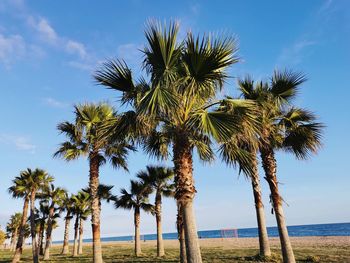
100;235;350;249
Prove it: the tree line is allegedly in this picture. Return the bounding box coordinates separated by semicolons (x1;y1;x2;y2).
5;20;323;263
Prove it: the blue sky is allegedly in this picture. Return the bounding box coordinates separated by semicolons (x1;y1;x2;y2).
0;0;349;241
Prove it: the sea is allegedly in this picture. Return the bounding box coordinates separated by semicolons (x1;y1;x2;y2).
60;222;349;244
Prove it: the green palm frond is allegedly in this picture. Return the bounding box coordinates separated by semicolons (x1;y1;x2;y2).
281;108;323;159
142;130;170;160
181;33;238;97
270;70;306;105
138;83;180;115
143;20;182;84
94;59;135;92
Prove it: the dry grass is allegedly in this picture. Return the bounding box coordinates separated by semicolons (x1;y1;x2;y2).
0;237;349;263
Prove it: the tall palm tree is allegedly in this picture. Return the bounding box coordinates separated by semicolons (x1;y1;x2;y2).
219;119;272;257
9;168;53;263
6;213;22;252
94;21;255;262
61;194;74;254
115;180;153;256
137;166;174;257
42;184;66;260
177;202;187;263
238;71;323;263
54;103;134;263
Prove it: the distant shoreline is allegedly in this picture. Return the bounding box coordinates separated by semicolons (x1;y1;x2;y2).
50;222;350;245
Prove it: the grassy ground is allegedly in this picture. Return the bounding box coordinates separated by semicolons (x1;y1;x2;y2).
0;241;349;263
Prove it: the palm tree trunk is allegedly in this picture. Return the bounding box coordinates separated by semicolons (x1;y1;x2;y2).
43;205;55;260
250;154;271;257
39;221;45;255
134;207;141;256
261;148;295;263
177;202;187;263
12;197;29;263
61;212;71;254
173;137;202;263
89;153;103;263
29;191;39;263
73;215;79;257
155;192;164;257
10;229;18;251
78;217;84;254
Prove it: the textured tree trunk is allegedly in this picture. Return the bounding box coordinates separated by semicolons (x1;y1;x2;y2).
177;202;187;263
78;217;84;254
89;153;103;263
155;192;165;257
30;191;39;263
10;229;18;251
173;137;202;263
12;197;29;263
250;154;271;257
39;221;45;255
43;205;55;260
73;215;79;257
61;211;71;254
134;207;141;256
261;147;295;263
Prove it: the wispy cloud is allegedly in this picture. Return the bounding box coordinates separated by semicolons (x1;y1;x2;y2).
42;97;68;108
0;33;26;65
277;39;316;66
117;43;142;67
28;17;58;44
66;40;87;59
0;134;36;153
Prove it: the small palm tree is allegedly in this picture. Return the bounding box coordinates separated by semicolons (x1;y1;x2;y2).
72;191;90;255
95;21;255;262
54;103;134;263
238;71;323;263
8;168;53;263
137;166;174;257
60;193;74;254
6;213;22;252
36;201;49;255
115;180;153;256
42;184;66;260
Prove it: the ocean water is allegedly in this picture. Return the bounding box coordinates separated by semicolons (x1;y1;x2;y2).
73;222;349;244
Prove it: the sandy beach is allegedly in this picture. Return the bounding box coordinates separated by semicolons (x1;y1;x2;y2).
97;235;350;249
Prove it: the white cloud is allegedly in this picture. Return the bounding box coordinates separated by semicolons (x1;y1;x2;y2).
0;33;26;65
66;40;86;59
28;16;87;60
277;39;316;66
42;97;68;108
0;134;36;153
28;16;58;44
117;43;142;67
67;60;93;71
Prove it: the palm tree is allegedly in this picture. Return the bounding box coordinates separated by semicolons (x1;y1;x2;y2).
219;119;272;257
94;21;255;262
54;103;134;263
9;168;53;263
6;213;22;252
238;71;323;263
36;201;49;255
137;166;174;257
115;180;153;256
42;184;66;260
177;202;187;263
61;194;74;254
72;191;90;255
